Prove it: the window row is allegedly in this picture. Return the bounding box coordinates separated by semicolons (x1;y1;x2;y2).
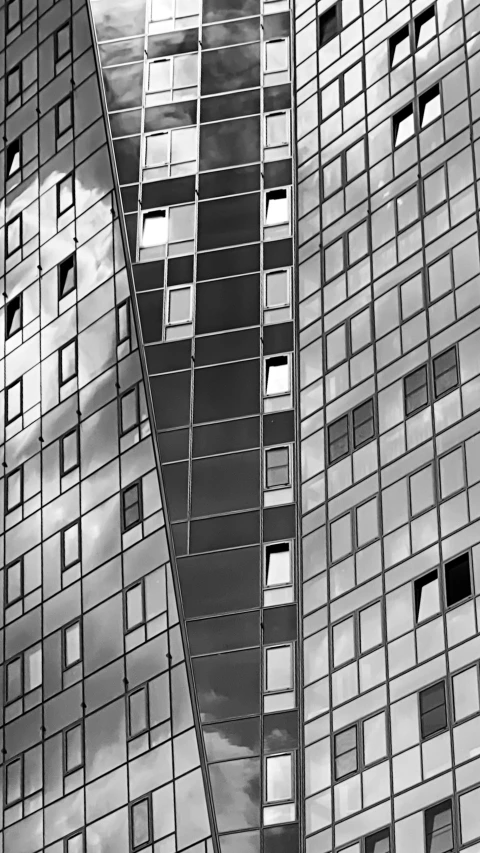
393;84;441;147
327;398;375;464
404;347;458;416
389;5;436;69
5;22;71;105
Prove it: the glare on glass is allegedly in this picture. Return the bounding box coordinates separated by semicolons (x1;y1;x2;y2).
151;0;174;20
265;39;288;72
266;753;293;802
65;623;81;667
142;211;168;247
61;340;77;383
132;799;151;847
395;108;414;146
171;126;196;164
266;356;290;395
127;584;144;630
265;112;288;147
172;54;197;89
265;543;291;586
7;470;22;511
26;646;42;691
266;190;288;225
266;645;292;692
64;523;80;567
121;388;139;433
167;286;192;324
265;270;289;308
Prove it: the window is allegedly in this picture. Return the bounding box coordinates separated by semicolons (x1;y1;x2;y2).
328;415;349;463
122;482;142;531
144;126;197;180
64;723;83;774
415;6;436;48
265;753;293;803
6;644;42;702
59;339;77;384
265;189;289;226
390;25;409;67
64;622;81;668
264;39;289;85
6;378;22;423
419;681;447;739
6;758;22;805
140;204;195;259
6;65;21;103
55;22;71;61
58;254;76;298
365;828;390;853
166;285;192;326
150;0;199;30
65;832;84;853
57;173;74;216
445;552;472;607
120;387;139;435
128;687;148;738
414;570;439;622
62;521;80;570
126;582;145;631
147;54;197;102
404;364;428;415
6;139;21;179
265;446;290;489
6;294;22;338
264;268;291;312
424;800;453;853
394;104;415;147
264;111;289;159
6;0;21;31
7;656;22;702
117;300;130;343
6;559;23;605
265;543;292;587
433;347;458;398
353;399;374;448
265;356;290;396
131;797;152;850
56;95;73;137
420;85;441;128
265;644;293;692
6;214;22;256
6;466;22;512
318;3;340;47
334;726;357;779
61;428;79;476
141;210;168;249
453;666;480;721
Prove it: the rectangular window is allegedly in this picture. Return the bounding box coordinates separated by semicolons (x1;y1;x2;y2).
122;482;142;531
414;570;439;623
265;355;290;396
433;347;458;398
6;139;21;179
61;428;79;476
390;26;409;67
424;800;453;853
352;399;374;448
64;723;83;774
265;644;293;692
265;111;289;152
166;285;192;326
144;126;197;180
328;415;349;463
334;726;357;779
445;552;471;606
57;173;75;216
128;686;149;738
6;214;22;256
420;84;441;128
120;387;140;435
62;521;80;570
6;466;22;512
419;681;447;739
6;294;22;337
6;0;21;31
58;254;76;299
404;364;428;415
117;300;131;343
394;104;414;147
6;65;21;103
7;656;22;702
6;378;22;423
265;189;289;226
265;753;293;803
264;39;289;85
415;6;436;47
141;210;168;249
8;644;43;702
126;581;145;632
55;22;71;61
318;3;340;47
265;446;290;489
265;542;291;587
59;339;77;384
6;757;22;805
131;797;152;850
147;53;197;101
6;559;23;606
453;666;480;721
56;95;73;138
265;269;290;309
365;828;390;853
64;622;81;668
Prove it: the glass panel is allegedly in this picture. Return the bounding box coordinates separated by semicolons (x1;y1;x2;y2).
65;623;81;666
167;286;192;324
265;543;291;586
142;211;168;246
266;357;289;395
145;132;169;166
266;190;288;224
266;754;292;802
265;40;288;72
265;645;292;692
266;270;289;307
266;112;288;146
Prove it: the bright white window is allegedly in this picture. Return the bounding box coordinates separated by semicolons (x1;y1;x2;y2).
265;645;293;692
420;86;441;127
265;355;290;396
150;0;199;32
265;112;289;147
144;127;197;180
265;189;289;225
25;645;42;692
141;210;168;248
265;269;290;309
264;38;290;86
147;54;198;104
390;26;410;68
266;753;293;803
166;285;192;325
394;105;414;146
265;542;292;587
140;205;195;260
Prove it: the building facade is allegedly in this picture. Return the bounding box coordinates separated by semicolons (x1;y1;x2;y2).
2;0;480;851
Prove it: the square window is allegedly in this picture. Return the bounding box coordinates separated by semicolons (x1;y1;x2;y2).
265;189;289;225
404;364;428;415
128;687;148;737
6;559;23;605
264;39;289;73
64;622;81;668
6;139;21;179
265;446;290;489
419;681;447;739
445;552;471;607
353;399;374;448
420;85;441;128
424;800;453;853
265;355;290;396
265;269;290;309
131;798;152;850
57;173;75;216
414;570;439;623
265;644;293;692
390;26;410;68
57;95;73;137
7;0;21;31
318;3;340;48
126;582;145;631
265;753;293;803
265;112;289;148
394;104;414;147
120;387;139;435
365;828;390;853
6;294;22;337
433;347;458;398
328;415;349;463
6;65;21;103
6;214;22;256
122;482;142;530
65;724;83;774
415;6;436;48
265;542;292;587
117;300;131;343
62;521;80;570
141;210;168;248
166;285;192;325
334;726;357;779
6;378;22;423
58;254;76;299
59;339;77;384
6;467;22;512
55;22;71;61
61;428;79;476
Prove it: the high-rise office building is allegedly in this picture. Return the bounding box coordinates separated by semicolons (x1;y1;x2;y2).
2;0;480;851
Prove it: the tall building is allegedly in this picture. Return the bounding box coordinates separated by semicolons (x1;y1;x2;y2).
2;0;480;851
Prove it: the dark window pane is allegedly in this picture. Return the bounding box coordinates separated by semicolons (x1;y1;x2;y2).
198;193;260;250
420;681;447;738
59;254;76;298
162;461;189;521
319;3;340;47
365;829;390;853
328;415;349;463
433;347;458;397
445;552;471;606
188;611;260;655
203;0;260;24
200;89;261;123
6;295;21;337
196;274;260;334
201;43;261;95
193;648;260;720
204;717;260;762
405;365;428;415
6;139;21;178
190;510;259;553
191;451;260;516
425;800;453;853
178;547;260;618
202;16;260;48
263;711;298;752
113;136;141;185
151;371;191;429
193;417;260;457
353;399;374;446
137;289;163;344
200;116;260;171
194;360;259;423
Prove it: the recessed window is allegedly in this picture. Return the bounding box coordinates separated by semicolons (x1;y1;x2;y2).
433;347;458;398
6;138;21;178
61;428;79;476
166;285;192;325
57;173;75;216
419;681;447;739
144;126;197;179
6;214;22;256
6;0;21;31
6;559;22;606
415;5;436;48
131;798;152;850
265;189;289;225
6;65;21;103
265;644;293;692
264;38;289;73
414;570;439;623
56;95;73;137
122;482;142;531
265;446;290;489
64;622;82;668
265;753;293;803
390;25;410;67
265;355;290;396
126;582;145;631
425;800;453;853
55;22;71;61
445;552;472;607
25;644;42;692
352;399;374;448
394;104;415;147
328;415;349;463
334;726;357;779
265;269;290;309
265;111;289;148
62;521;80;570
6;378;22;423
365;828;390;853
58;254;76;299
7;657;22;703
404;364;428;415
59;339;77;384
147;53;197;101
117;300;131;344
128;687;148;738
420;85;441;128
6;758;22;805
318;3;340;47
141;210;168;248
120;387;139;435
65;724;83;775
6;467;22;512
265;542;292;587
6;294;22;338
